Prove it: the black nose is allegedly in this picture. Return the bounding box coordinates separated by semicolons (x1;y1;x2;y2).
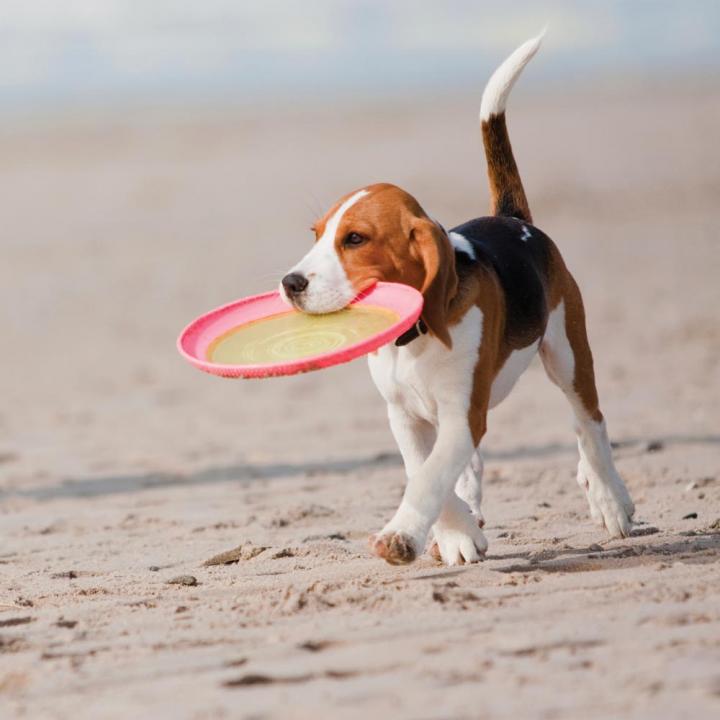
282;272;309;296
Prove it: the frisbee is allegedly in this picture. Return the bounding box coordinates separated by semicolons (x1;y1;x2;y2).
177;282;424;378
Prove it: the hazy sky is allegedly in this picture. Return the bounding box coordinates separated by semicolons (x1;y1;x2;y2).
1;0;719;111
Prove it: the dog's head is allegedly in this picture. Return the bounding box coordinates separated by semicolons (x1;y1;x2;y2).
280;183;458;347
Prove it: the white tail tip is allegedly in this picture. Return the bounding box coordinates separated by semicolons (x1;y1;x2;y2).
480;29;546;122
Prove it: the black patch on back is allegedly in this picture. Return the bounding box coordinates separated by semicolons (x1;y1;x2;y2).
450;216;551;348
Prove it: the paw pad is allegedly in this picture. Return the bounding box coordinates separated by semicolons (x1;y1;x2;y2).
370;531;417;565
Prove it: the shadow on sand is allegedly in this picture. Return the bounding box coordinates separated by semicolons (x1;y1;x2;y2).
2;433;718;502
490;531;720;574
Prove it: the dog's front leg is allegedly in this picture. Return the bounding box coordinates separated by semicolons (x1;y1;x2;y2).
371;408;475;565
386;403;436;476
430;491;488;566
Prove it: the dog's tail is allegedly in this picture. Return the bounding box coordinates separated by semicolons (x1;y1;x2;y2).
480;31;544;224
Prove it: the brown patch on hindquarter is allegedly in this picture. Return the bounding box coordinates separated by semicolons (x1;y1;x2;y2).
545;243;603;422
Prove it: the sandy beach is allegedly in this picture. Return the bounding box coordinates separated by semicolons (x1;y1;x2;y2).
1;83;720;718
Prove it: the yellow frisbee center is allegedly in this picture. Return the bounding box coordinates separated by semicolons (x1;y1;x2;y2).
207;305;399;365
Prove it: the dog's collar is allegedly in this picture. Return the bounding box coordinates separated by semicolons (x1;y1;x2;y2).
395;318;428;347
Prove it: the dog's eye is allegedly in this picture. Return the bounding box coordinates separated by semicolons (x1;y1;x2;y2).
343;232;367;248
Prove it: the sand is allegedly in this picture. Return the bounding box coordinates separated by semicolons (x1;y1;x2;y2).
1;83;719;719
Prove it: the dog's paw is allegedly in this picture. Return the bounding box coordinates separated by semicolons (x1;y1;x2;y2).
430;519;488;566
369;531;418;565
579;465;635;538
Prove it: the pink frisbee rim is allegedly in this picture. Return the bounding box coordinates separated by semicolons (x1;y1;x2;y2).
177;281;424;378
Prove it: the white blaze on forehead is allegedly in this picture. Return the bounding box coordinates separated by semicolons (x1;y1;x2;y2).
293;188;369;274
317;189;370;247
287;188;369;313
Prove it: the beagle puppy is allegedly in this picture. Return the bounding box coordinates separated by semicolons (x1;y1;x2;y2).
280;34;635;566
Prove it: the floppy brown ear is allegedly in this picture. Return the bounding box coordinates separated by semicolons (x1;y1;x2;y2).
412;218;458;349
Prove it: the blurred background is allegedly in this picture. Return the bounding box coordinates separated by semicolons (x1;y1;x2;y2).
1;0;718;490
2;0;720;113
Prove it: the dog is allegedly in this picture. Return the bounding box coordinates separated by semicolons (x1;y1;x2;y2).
279;33;635;566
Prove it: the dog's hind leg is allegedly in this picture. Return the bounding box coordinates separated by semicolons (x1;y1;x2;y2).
539;276;635;537
455;449;485;527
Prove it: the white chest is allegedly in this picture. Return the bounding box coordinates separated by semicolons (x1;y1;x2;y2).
368;307;483;425
369;340;438;421
368;305;541;425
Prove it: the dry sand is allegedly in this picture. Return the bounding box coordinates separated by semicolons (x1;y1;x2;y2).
1;83;719;719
